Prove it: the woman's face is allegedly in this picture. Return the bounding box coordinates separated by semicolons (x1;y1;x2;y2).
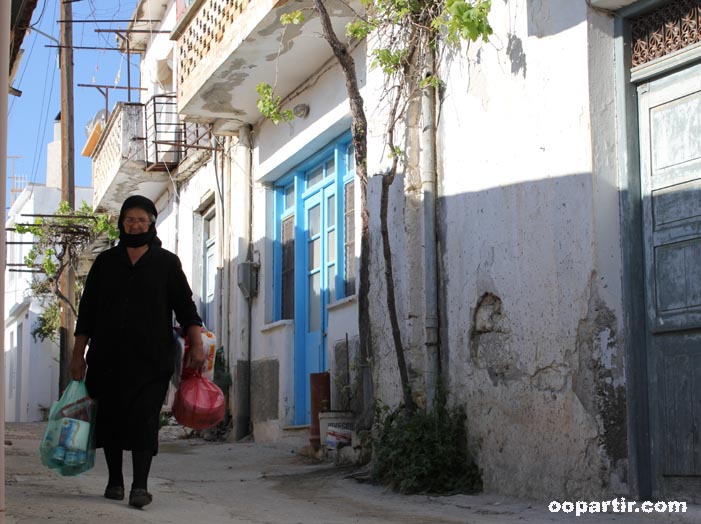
122;207;151;235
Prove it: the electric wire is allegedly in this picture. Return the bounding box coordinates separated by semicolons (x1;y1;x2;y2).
27;0;60;189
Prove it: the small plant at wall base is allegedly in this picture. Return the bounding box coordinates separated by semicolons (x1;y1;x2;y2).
372;390;482;494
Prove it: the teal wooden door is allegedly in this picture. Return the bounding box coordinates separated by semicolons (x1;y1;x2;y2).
638;62;701;499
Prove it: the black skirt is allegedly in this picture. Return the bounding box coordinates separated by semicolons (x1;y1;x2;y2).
87;367;170;455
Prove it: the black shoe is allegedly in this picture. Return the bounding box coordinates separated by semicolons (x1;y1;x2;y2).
129;488;153;508
104;485;124;500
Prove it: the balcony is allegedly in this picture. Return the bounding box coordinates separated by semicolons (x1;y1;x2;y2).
172;0;360;133
90;94;211;215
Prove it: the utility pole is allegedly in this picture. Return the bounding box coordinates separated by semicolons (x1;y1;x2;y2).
60;0;76;392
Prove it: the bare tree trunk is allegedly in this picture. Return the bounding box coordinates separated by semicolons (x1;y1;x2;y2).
313;0;416;416
313;0;375;426
380;174;415;414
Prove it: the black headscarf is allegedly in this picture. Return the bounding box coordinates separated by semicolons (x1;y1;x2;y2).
118;195;162;248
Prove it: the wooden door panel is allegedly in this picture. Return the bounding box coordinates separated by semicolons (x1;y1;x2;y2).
639;63;701;497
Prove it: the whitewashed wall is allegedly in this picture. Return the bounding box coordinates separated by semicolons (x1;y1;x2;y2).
4;185;92;422
156;160;217;312
140;2;177;100
365;0;627;499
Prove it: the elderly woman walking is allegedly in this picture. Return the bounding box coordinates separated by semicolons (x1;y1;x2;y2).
70;195;204;508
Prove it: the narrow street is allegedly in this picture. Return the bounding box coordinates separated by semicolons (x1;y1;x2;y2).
4;422;699;524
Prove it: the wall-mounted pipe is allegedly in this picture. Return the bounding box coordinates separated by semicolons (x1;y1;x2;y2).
234;125;253;440
421;58;440;409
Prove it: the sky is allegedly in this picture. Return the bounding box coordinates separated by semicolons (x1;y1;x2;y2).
7;0;142;212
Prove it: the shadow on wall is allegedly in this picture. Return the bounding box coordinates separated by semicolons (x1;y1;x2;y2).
371;169;633;498
526;0;587;38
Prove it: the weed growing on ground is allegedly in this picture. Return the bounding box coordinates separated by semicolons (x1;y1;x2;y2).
372;390;482;495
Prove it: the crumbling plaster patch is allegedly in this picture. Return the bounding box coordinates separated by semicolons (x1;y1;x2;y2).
466;270;627;496
572;271;628;473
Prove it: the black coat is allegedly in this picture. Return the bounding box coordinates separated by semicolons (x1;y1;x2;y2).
75;243;202;453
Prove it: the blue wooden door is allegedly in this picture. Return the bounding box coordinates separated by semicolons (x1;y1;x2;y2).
293;180;338;424
638;62;701;499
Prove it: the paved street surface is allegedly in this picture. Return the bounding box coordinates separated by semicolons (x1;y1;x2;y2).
4;422;700;524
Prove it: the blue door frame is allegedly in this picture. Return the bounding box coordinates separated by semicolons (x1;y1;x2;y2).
274;133;354;425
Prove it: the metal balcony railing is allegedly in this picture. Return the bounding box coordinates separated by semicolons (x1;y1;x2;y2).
145;94;180;166
144;94;211;170
92;95;212;213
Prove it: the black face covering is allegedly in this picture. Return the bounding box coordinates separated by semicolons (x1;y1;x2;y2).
119;226;157;248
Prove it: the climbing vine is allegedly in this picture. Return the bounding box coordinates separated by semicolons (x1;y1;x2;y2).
15;201;118;341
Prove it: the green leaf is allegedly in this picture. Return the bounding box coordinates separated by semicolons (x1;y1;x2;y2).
347;19;375;40
442;0;493;43
31;301;61;342
16;201;118;324
256;82;294;125
280;10;305;25
371;48;406;75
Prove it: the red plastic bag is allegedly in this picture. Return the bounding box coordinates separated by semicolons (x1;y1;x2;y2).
172;370;225;430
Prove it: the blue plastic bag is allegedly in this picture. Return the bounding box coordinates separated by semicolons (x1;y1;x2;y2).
39;380;97;476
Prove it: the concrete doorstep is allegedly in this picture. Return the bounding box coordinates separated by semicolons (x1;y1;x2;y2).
4;422;699;524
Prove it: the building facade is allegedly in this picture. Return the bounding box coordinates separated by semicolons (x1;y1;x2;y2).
85;0;701;503
5;119;93;421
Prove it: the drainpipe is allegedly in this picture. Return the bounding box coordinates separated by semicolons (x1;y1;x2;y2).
421;58;440;410
234;125;254;440
213;133;225;338
169;179;180;263
1;0;10;517
221;136;233;418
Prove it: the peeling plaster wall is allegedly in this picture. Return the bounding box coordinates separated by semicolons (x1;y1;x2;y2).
430;0;626;499
362;0;627;500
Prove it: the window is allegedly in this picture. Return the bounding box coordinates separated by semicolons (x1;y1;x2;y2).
202;209;216;329
176;0;194;19
344;142;356;295
281;215;295;319
344;180;356;296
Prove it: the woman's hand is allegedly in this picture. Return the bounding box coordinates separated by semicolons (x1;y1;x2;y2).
184;325;206;370
70;335;89;380
70;354;86;380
